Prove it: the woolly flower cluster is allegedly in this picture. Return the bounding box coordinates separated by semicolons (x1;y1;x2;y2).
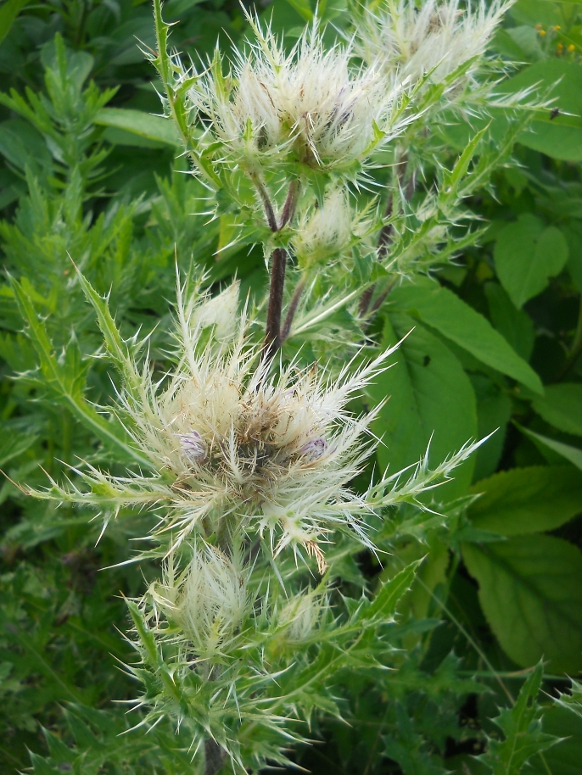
292;187;377;270
149;544;249;659
355;0;510;94
35;281;484;573
185;17;402;173
53;282;400;570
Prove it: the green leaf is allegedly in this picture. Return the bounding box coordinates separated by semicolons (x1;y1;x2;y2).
0;427;38;466
9;277;151;468
389;277;543;394
531;383;582;436
94;108;181;147
369;312;477;501
479;661;557;775
500;60;582;161
0;0;28;47
528;705;582;775
517;425;582;470
283;0;314;22
555;678;582;720
473;377;513;482
363;560;421;623
494;214;569;308
484;282;535;361
462;535;582;673
468;465;582;535
74;268;142;399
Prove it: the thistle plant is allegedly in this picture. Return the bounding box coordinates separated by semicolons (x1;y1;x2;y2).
16;1;554;773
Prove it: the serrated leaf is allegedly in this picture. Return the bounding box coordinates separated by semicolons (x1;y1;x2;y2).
480;662;557;775
468;466;582;535
462;535;582;673
363;560;421;623
390;277;543;394
531;383;582;437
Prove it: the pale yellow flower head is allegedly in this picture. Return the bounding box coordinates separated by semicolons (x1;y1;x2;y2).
187;16;405;173
355;0;511;94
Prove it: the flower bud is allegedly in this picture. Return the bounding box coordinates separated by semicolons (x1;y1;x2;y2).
298;436;327;462
176;544;249;657
177;431;206;465
193;282;239;340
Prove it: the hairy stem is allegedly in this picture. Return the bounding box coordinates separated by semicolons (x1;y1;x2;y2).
256;178;300;363
280;277;305;343
263;247;287;361
204;738;226;775
251;173;278;232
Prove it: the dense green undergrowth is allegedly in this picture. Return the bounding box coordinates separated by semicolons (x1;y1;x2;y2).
0;0;581;773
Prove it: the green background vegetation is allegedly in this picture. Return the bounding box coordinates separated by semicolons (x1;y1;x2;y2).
0;0;581;773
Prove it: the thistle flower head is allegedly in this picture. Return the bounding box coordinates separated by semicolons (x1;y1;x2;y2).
354;0;510;95
187;16;403;174
277;588;326;643
293;187;352;267
96;281;400;568
176;544;249;657
148;542;249;658
292;186;378;271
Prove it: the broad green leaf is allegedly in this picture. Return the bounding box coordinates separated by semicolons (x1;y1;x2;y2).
94;108;181;147
0;429;37;466
284;0;314;22
480;662;557;775
484;282;535;361
528;706;582;775
472;376;512;482
468;465;582;535
518;425;582;470
369;312;477;500
389;277;543;394
494;214;569;308
462;535;582;673
0;0;28;46
531;383;582;436
499;61;582;161
564;223;582;292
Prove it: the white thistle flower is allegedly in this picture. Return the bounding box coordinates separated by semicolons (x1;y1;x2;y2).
186;16;404;173
148;543;249;658
354;0;511;96
278;589;326;644
293;187;356;268
29;277;487;572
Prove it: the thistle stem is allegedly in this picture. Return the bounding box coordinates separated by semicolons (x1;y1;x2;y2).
280;277;305;343
204;738;226;775
256;178;300;363
263;247;287;360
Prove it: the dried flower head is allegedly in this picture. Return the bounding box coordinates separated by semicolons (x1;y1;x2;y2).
185;16;404;174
